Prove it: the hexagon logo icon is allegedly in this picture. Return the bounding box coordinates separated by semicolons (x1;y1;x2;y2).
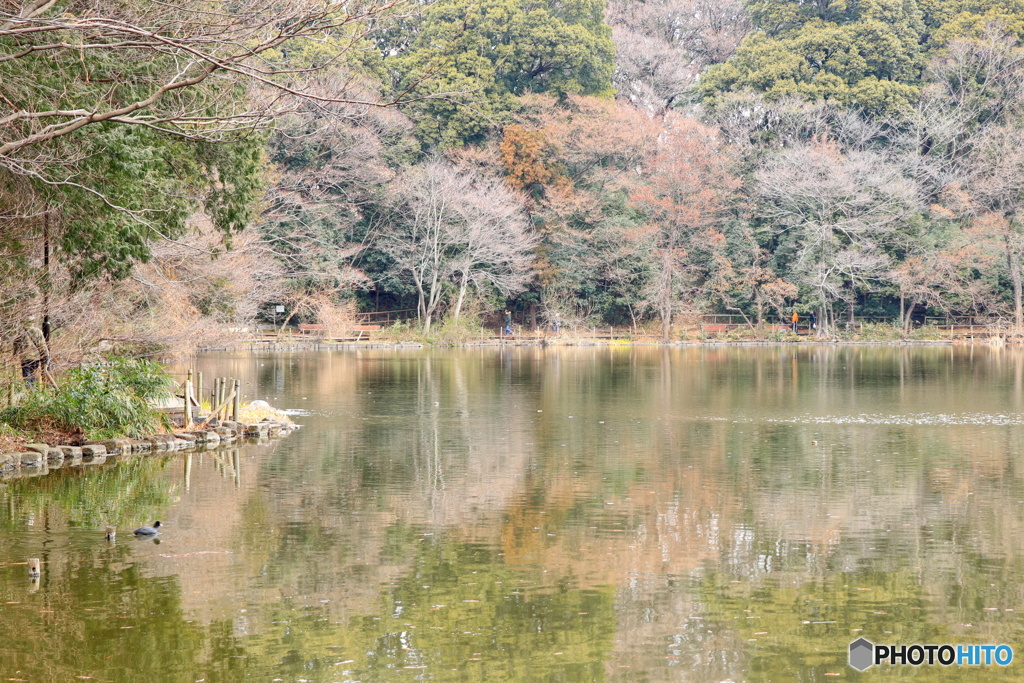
849;637;874;671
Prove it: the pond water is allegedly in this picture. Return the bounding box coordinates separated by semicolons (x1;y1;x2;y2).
3;345;1024;681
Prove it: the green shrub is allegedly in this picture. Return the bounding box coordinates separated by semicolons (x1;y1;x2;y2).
377;319;422;343
908;323;947;340
853;322;903;341
1;357;176;440
431;315;487;345
376;316;488;345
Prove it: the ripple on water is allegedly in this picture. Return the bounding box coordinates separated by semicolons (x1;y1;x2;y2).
279;408;314;416
766;412;1024;426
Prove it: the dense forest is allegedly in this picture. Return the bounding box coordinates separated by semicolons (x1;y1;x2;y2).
5;0;1024;356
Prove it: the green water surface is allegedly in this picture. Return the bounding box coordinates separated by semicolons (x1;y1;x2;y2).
2;345;1024;681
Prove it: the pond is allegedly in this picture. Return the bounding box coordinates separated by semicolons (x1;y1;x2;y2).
2;345;1024;681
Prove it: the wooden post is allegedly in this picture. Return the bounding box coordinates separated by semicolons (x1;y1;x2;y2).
201;383;235;427
232;379;240;422
222;378;229;419
217;378;225;420
223;378;232;420
224;378;231;420
27;558;41;577
213;377;221;419
186;369;193;421
184;379;194;429
197;372;203;411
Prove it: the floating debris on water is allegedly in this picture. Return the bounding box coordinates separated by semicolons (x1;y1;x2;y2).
764;412;1024;426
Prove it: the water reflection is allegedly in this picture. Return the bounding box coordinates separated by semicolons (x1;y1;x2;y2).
2;346;1024;680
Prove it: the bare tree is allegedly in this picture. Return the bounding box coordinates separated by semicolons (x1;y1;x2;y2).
259;75;415;326
756;140;920;334
375;160;536;332
965;125;1024;330
630;114;740;340
888;236;976;335
607;0;750;112
897;29;1024;202
0;0;443;260
448;175;537;321
0;0;441;337
0;0;417;159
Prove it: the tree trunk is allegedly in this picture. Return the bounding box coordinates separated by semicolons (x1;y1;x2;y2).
452;273;469;321
413;274;427;326
902;300;917;336
279;308;297;334
1009;238;1023;332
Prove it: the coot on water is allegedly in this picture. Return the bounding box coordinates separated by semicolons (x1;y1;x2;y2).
133;521;162;536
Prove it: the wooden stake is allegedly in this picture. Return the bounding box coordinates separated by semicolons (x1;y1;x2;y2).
219;378;227;419
184;379;194;429
198;385;237;428
27;558;41;577
220;378;228;420
197;372;203;411
232;379;240;422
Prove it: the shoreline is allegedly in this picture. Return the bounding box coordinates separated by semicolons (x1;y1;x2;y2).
202;337;1004;352
0;418;296;482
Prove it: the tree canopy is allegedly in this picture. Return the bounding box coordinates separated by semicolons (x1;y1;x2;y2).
9;0;1024;356
385;0;616;147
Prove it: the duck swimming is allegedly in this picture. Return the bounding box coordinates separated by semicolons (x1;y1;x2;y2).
133;521;161;536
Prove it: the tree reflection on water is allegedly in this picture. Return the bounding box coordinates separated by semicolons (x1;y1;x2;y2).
2;346;1024;681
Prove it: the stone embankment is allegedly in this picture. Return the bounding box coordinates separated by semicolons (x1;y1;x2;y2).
0;418;295;480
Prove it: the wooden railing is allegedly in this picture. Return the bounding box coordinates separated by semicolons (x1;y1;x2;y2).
353;309;417;325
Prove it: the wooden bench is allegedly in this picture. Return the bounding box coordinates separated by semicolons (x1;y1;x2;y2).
352;324;380;341
298;324;325;335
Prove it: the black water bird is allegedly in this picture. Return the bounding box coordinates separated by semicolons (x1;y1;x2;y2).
133;521;161;536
